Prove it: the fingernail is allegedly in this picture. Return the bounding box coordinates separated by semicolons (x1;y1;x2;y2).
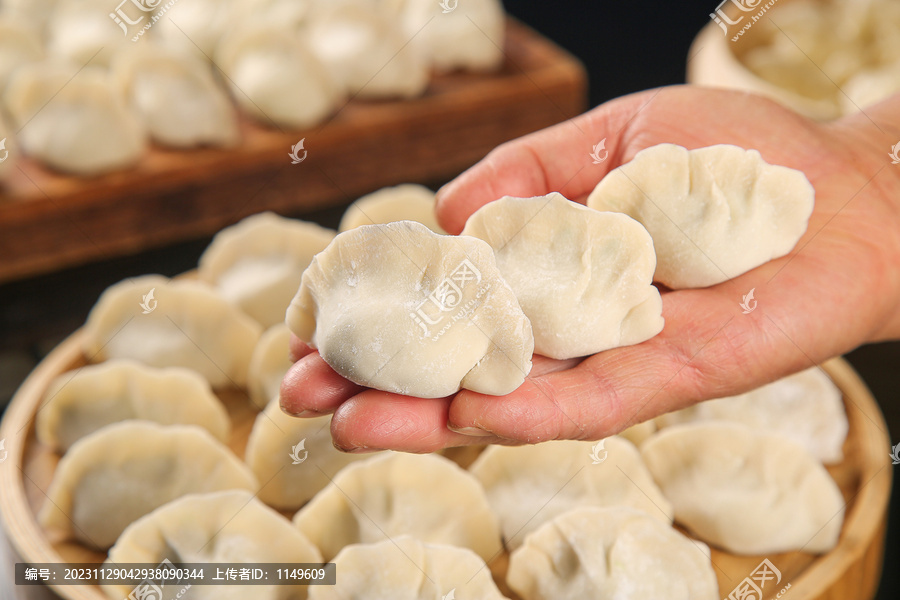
281;407;326;418
448;424;494;437
333;442;380;454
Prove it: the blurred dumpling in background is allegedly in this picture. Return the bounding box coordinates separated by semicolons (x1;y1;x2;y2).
82;275;262;387
216;24;340;129
0;0;59;34
0;17;42;95
230;0;316;32
3;62;147;175
307;1;429;99
150;0;237;59
46;0;138;67
0;111;16;182
247;323;292;409
338;183;444;233
198;213;336;328
390;0;506;72
111;44;240;148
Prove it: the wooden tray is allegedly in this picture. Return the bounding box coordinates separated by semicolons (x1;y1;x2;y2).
0;331;892;599
0;18;587;286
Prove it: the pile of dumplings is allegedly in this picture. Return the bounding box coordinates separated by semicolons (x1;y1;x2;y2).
734;0;900;119
30;145;845;599
0;0;505;177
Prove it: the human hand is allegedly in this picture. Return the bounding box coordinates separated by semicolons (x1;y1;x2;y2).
281;85;900;452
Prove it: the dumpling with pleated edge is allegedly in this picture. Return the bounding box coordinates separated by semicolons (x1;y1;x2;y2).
586;143;815;289
3;61;146;175
469;437;673;551
338;184;445;234
82;275;262;388
103;490;321;600
461;192;663;359
507;506;718;600
111;43;240;149
308;536;509;600
244;398;376;510
215;23;340;129
199;213;336;329
286;221;534;398
39;421;258;550
641;422;845;554
293;452;502;562
656;367;848;463
36;359;230;452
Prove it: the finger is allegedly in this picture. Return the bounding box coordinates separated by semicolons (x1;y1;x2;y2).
435;89;661;234
288;334;315;363
280;352;364;417
329;391;511;453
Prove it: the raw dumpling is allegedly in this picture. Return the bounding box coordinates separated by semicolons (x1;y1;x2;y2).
286;221;534;398
46;0;132;67
247;323;293;409
619;420;656;446
469;437;673;550
230;0;315;31
308;536;508;600
338;184;444;233
104;491;321;600
245;399;374;510
307;2;429;98
39;421;257;550
656;367;848;463
0;17;42;94
111;44;239;148
3;62;146;175
391;0;505;72
293;452;502;562
82;275;262;387
35;359;230;452
198;212;336;329
507;507;718;600
151;0;237;58
586;144;815;289
0;0;58;32
0;111;17;182
641;422;844;554
216;24;339;129
461;193;663;359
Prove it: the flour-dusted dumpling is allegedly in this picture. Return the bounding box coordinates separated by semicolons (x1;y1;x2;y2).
83;275;262;387
390;0;505;72
199;213;336;328
338;184;444;233
294;452;502;561
307;2;429;98
104;491;321;600
247;323;293;408
111;44;239;148
216;24;339;129
470;437;672;551
309;536;508;600
245;399;374;510
462;193;663;359
507;507;718;600
587;144;815;289
287;221;533;398
0;17;42;94
4;62;147;175
641;422;844;554
35;359;229;452
657;367;848;463
39;422;257;550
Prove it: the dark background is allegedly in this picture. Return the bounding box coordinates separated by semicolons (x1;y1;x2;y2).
0;1;896;597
